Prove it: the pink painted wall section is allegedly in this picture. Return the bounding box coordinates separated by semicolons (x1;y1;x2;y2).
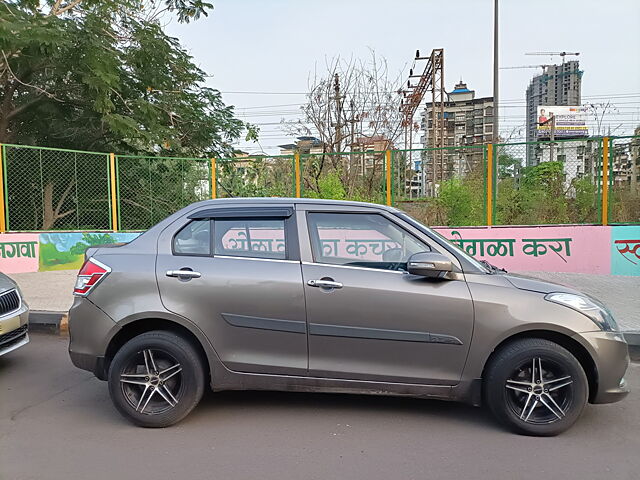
0;233;40;273
433;226;611;274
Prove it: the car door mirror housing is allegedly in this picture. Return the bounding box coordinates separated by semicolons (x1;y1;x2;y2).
407;252;453;277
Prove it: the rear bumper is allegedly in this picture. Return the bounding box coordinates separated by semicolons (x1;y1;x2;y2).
69;351;107;379
576;331;630;404
68;297;118;380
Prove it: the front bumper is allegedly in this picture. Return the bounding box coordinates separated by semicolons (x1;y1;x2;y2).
575;331;630;404
0;307;29;357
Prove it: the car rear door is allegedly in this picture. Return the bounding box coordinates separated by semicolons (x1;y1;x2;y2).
156;204;308;376
297;205;474;385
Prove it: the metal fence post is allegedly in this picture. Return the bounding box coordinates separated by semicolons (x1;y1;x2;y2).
486;143;494;226
294;152;301;198
602;137;609;226
109;152;118;232
385;150;392;206
210;158;217;199
0;144;5;233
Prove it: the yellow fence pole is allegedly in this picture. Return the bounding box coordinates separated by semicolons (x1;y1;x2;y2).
109;152;118;232
210;158;217;199
486;143;494;226
294;152;301;198
602;137;609;226
0;144;5;233
385;150;392;206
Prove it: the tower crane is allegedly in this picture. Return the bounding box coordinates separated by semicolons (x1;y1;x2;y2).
525;52;580;63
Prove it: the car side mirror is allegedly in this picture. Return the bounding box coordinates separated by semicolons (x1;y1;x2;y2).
407;252;453;278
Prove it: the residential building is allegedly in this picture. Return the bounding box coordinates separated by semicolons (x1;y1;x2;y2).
525;61;583;166
418;81;494;194
631;127;640;192
278;136;324;155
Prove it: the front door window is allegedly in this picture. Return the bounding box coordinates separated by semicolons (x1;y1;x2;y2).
306;212;429;271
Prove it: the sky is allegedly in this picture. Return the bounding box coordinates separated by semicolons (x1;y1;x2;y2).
167;0;640;154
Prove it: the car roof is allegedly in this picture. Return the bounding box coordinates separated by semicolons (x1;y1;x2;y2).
191;197;400;213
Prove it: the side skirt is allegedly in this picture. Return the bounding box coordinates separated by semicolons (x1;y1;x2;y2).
211;370;454;401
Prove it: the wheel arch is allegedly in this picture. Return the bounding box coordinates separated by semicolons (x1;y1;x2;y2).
480;330;599;403
102;317;212;384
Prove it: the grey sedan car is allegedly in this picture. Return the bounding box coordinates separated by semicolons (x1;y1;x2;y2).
68;198;629;435
0;273;29;357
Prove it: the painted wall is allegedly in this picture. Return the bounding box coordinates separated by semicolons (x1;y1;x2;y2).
432;226;611;275
0;226;638;276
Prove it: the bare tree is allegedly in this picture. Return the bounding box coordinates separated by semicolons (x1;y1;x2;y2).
283;50;404;198
286;50;403;152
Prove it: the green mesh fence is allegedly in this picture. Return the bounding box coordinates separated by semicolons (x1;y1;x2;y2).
215;155;295;199
300;151;387;204
1;138;638;232
116;155;211;231
494;138;603;225
394;145;487;227
2;144;111;231
609;136;640;224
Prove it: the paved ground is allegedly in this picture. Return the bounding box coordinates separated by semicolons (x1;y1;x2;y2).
10;269;640;332
1;333;639;480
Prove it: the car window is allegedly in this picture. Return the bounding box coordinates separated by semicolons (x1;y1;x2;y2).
214;219;286;260
307;212;429;271
173;219;211;255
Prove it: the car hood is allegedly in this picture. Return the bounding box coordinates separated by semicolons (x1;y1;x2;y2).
0;272;18;294
502;273;582;295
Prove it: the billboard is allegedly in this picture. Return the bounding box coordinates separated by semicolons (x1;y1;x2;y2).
536;105;588;138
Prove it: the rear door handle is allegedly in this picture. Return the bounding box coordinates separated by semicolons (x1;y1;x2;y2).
166;269;202;279
307;279;343;289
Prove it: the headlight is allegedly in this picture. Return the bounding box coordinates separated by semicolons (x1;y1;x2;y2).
545;292;619;332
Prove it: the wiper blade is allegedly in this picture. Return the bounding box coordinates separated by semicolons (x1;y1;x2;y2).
481;260;507;274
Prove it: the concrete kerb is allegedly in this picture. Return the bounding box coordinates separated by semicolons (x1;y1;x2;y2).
29;311;67;335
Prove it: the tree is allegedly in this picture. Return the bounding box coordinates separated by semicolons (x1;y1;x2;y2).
284;51;403;201
0;1;254;229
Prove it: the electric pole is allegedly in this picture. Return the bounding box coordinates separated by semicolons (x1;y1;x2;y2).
493;0;499;143
332;73;344;153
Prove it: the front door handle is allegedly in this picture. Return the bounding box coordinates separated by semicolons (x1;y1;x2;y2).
166;269;202;279
307;279;343;289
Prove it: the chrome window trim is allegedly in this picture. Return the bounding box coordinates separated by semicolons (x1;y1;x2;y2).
301;261;407;275
215;255;300;264
0;289;23;321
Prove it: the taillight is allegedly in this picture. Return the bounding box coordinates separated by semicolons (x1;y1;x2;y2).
74;258;111;296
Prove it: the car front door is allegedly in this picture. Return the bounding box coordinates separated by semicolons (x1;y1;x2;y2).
298;205;474;385
156;205;308;376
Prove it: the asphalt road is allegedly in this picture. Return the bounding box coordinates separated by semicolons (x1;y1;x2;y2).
1;333;639;480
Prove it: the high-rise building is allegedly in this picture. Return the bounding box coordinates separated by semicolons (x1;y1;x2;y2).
525;61;583;165
420;81;494;180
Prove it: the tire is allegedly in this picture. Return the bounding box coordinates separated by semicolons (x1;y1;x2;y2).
108;330;205;428
484;338;588;436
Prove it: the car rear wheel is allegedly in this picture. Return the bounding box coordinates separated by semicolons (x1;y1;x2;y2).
484;338;588;436
108;330;205;427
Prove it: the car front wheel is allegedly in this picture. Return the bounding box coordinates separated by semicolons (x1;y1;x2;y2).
484;338;588;436
108;330;205;427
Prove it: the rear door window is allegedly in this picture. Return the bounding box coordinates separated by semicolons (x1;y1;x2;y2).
214;219;286;260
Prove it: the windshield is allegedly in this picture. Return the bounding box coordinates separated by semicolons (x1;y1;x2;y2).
395;212;490;274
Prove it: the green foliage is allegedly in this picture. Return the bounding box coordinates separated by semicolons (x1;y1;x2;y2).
572;177;598;223
436;178;477;226
1;1;246;155
1;1;254;229
308;172;347;200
